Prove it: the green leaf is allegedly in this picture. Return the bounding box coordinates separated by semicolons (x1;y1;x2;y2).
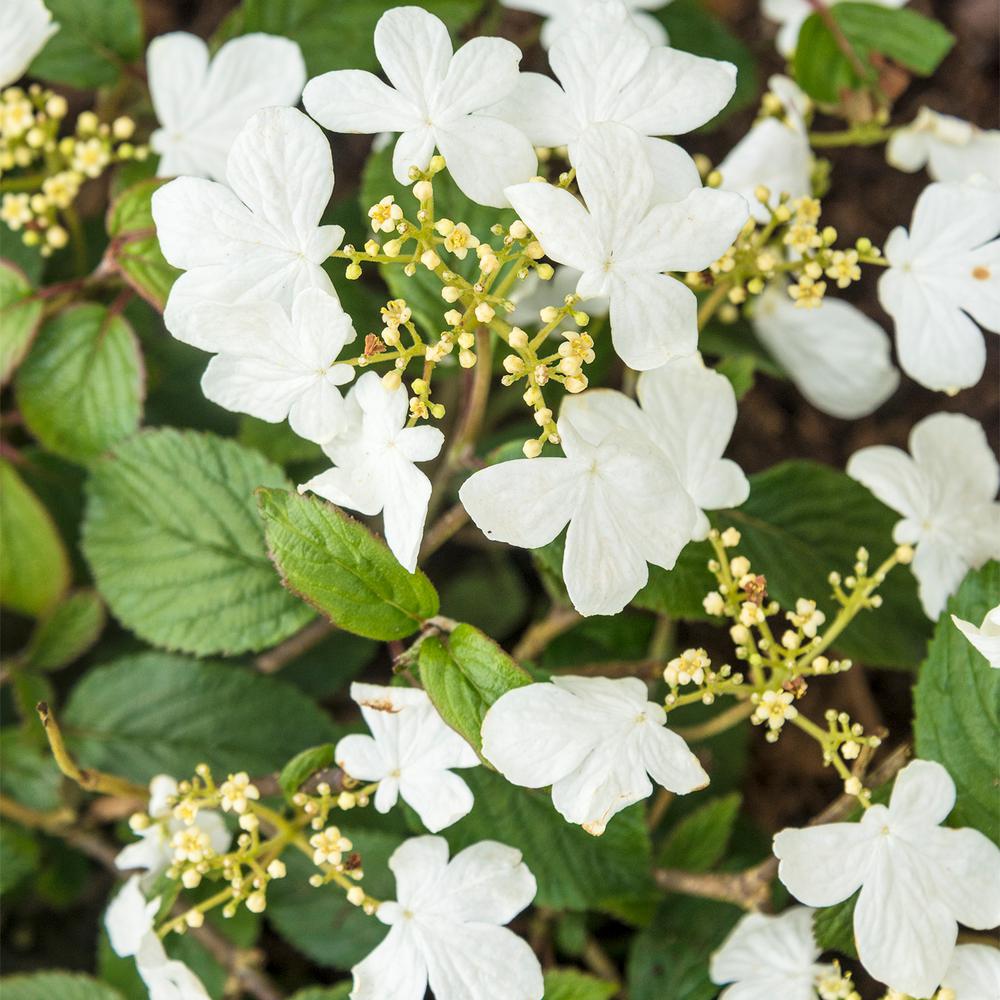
0;822;41;895
63;652;340;781
632;540;714;622
914;561;1000;842
28;0;143;89
0;973;124;1000
659;793;741;871
23;589;105;671
258;488;439;641
813;892;858;959
279;744;335;800
715;354;756;400
107;180;181;310
0;458;70;616
83;429;313;656
793;13;860;105
0;261;43;386
543;969;618;1000
16;304;144;463
419;624;532;752
219;0;481;78
0;731;62;810
289;988;352;1000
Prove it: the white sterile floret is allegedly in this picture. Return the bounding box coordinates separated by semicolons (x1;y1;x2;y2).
147;32;305;181
299;371;444;573
335;682;479;832
481;675;708;835
460;389;698;617
152;106;344;346
187;288;356;445
302;6;535;208
762;0;907;57
0;0;58;88
636;355;750;539
888;108;1000;186
718;75;813;221
878;180;1000;393
106;875;211;1000
499;0;670;49
506;122;748;370
951;603;1000;669
491;0;732;201
709;906;836;1000
752;281;899;419
847;412;1000;619
115;775;230;884
351;836;542;1000
773;759;1000;998
939;943;1000;1000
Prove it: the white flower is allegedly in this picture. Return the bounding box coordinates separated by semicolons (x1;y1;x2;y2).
752;281;899;419
951;604;1000;669
491;0;732;202
762;0;907;57
459;389;697;616
888;108;1000;186
636;355;749;539
506;121;747;370
878;180;1000;392
718;76;813;221
302;6;535;208
152;106;343;348
940;943;1000;1000
335;682;479;832
500;0;670;48
0;0;58;88
709;906;835;1000
847;412;1000;619
299;371;444;572
115;775;230;884
481;675;708;834
187;288;356;445
148;32;305;181
106;876;211;1000
351;836;542;1000
773;759;1000;998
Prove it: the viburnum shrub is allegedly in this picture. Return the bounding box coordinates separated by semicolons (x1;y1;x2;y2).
0;1;998;999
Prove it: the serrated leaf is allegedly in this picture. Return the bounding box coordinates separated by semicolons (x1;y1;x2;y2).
0;458;70;616
0;822;41;895
258;488;439;641
419;624;531;752
279;744;335;800
813;892;859;959
63;653;340;781
28;0;143;89
658;793;741;871
107;180;181;310
22;590;105;671
543;969;618;1000
83;429;313;656
914;561;1000;842
0;973;124;1000
0;261;43;386
16;304;144;463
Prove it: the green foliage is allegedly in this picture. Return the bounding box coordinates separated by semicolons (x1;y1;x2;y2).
419;623;532;752
258;488;439;641
0;731;63;810
16;304;144;463
0;458;70;616
439;551;530;639
543;969;618;1000
794;4;954;104
21;589;105;671
29;0;143;89
0;261;43;386
83;430;313;655
813;892;859;959
106;180;181;310
0;974;124;1000
280;743;335;799
219;0;482;78
914;561;1000;842
63;653;340;781
658;794;741;870
0;822;41;895
289;988;352;1000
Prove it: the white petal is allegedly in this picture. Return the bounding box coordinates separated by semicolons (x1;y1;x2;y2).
300;465;383;518
607;270;697;370
941;944;1000;1000
909;411;1000;509
645;137;703;203
374;6;452;106
379;453;432;573
148;775;179;818
434;839;537;924
115;831;169;876
399;769;475;833
952;608;1000;668
888;758;956;827
147;32;209;135
437;37;522;119
303;69;421;134
924;826;1000;931
351;924;427;1000
486;71;576;148
640;722;709;795
201;353;311;424
396;425;444;464
772;822;876;907
846;445;924;522
558;388;650;448
710;908;822;985
388;835;451;908
912;538;972;620
0;0;59;88
505;181;602;272
335;733;389;783
392;125;437;184
886;127;931;174
105;876;157;957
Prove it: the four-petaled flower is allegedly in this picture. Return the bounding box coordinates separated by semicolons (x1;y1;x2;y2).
481;675;708;834
773;758;1000;998
335;682;479;832
0;0;58;89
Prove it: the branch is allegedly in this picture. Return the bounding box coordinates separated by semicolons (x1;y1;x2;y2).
512;606;582;662
254;618;333;674
420;501;470;561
